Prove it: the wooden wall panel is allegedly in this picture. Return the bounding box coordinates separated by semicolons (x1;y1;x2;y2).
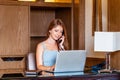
0;5;29;56
108;0;120;31
30;7;55;36
108;0;120;69
72;0;79;50
78;0;85;50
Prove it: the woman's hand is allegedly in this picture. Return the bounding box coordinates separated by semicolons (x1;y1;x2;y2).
59;36;64;45
48;65;55;71
51;65;55;71
59;36;65;50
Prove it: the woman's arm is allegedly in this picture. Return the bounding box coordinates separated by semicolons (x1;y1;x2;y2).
36;43;54;71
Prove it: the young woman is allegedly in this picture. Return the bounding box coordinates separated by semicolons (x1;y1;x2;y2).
36;19;69;71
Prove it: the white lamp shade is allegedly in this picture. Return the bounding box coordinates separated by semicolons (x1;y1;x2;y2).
94;32;120;52
116;32;120;50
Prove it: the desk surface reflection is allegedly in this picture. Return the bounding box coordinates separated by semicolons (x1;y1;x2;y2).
38;71;85;77
0;71;120;80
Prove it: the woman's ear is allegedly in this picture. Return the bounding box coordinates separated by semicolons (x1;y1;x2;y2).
49;30;51;33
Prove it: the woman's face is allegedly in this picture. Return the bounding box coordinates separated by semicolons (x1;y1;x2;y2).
49;25;63;41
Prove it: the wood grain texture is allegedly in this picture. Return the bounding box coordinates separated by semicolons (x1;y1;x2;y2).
85;57;105;68
97;0;102;31
0;69;24;78
0;1;72;8
0;56;25;69
0;5;29;56
92;0;96;36
108;0;120;69
30;7;55;36
92;0;102;36
78;0;85;50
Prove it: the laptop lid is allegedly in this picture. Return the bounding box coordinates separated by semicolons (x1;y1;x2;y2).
54;50;86;73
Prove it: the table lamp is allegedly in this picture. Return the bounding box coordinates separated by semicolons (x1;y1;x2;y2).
94;32;120;73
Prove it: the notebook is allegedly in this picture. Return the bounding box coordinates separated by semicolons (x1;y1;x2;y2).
47;50;86;73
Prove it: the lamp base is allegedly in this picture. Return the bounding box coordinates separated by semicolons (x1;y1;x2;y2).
98;52;113;73
98;69;113;73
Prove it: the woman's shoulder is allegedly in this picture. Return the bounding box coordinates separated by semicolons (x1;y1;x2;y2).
37;41;46;48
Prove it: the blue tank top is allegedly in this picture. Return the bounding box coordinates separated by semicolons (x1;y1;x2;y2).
42;43;58;66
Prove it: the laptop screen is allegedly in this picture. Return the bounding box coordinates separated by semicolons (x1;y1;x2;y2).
54;50;86;73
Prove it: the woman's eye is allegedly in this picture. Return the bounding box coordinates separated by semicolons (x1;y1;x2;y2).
55;30;58;32
54;29;63;34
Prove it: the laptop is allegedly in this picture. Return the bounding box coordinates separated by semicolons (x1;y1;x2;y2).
47;50;86;73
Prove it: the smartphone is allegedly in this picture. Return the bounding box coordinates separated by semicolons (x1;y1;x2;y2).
57;35;64;43
58;38;62;43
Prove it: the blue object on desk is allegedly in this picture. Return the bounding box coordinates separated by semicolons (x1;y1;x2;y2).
91;61;105;73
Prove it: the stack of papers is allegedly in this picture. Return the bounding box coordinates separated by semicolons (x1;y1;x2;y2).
25;70;38;77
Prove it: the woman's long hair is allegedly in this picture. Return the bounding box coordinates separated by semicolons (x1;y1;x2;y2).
47;19;69;50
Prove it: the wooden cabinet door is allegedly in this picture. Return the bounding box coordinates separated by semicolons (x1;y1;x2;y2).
108;0;120;70
0;5;29;56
